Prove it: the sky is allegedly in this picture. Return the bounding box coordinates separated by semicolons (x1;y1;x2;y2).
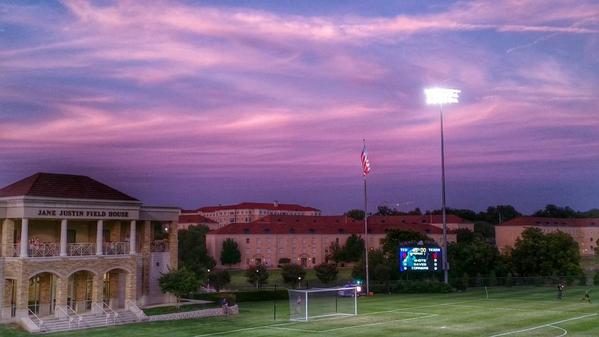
1;0;598;215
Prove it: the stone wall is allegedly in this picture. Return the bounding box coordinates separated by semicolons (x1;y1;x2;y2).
147;305;239;322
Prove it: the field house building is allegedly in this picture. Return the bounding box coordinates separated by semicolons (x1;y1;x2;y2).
182;202;321;229
496;216;599;255
0;173;179;328
206;215;470;269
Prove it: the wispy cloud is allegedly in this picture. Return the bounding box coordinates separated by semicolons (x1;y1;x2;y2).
0;0;598;212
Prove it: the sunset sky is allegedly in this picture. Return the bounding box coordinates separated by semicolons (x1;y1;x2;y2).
1;0;598;214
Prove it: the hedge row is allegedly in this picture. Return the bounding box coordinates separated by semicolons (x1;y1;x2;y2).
190;289;289;303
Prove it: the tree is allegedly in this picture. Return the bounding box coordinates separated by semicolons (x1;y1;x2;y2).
381;229;433;256
483;205;521;224
456;228;476;243
159;267;198;308
375;205;401;216
314;263;338;284
595;239;599;256
178;225;215;279
207;270;231;292
220;238;241;267
511;227;582;277
326;241;346;264
448;233;500;280
345;209;365;221
245;264;269;288
533;204;578;218
281;263;307;288
343;234;365;262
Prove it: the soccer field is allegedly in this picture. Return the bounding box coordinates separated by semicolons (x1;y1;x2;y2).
1;286;597;336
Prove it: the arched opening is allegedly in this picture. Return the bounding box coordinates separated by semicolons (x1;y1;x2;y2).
103;269;128;309
28;272;58;317
67;270;94;313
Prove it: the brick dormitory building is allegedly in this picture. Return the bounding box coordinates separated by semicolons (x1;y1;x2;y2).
0;173;179;330
205;214;472;269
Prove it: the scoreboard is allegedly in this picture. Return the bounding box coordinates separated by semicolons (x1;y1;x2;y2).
398;246;442;272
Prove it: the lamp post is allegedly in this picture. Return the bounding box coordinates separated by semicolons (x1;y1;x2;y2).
424;87;461;284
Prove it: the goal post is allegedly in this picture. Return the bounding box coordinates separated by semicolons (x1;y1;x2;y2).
288;287;358;321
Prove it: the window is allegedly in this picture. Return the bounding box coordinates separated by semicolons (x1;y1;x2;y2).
246;238;250;244
312;257;316;264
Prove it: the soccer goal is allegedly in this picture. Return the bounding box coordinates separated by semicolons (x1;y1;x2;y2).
288;287;358;321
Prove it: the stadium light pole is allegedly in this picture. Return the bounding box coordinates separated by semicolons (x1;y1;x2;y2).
424;87;461;285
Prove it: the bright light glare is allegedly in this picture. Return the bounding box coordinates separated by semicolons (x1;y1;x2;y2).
356;286;362;292
425;88;461;105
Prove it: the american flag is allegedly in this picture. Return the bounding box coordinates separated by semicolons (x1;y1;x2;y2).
361;141;371;176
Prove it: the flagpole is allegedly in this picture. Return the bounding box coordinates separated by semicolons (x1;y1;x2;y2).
364;175;369;295
362;139;370;296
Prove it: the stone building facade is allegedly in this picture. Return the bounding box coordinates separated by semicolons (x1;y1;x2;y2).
0;173;179;323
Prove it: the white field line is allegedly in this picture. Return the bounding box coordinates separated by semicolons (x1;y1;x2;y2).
488;313;597;337
447;304;571;314
547;325;568;337
269;326;320;333
192;301;457;337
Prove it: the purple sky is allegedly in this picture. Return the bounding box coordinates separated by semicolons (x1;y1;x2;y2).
1;0;598;215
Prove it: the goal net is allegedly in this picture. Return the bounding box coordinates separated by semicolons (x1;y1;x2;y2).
288;287;358;321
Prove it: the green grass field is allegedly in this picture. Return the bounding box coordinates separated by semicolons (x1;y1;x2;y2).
1;286;598;336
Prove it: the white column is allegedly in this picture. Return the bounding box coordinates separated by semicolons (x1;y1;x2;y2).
96;220;103;256
129;220;136;254
60;219;68;257
20;218;29;257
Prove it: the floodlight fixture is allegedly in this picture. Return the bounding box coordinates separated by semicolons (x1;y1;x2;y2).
425;88;461;105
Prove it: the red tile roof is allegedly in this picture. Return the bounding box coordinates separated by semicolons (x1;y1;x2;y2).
197;202;319;213
497;216;599;228
179;213;217;224
0;172;138;201
211;215;456;235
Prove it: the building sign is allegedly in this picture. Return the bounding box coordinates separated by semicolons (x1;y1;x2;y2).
29;208;136;220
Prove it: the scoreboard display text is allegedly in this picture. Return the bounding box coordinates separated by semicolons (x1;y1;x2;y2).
399;247;442;272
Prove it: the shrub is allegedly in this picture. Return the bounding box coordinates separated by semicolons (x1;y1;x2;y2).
594;271;599;286
314;263;338;284
281;264;306;287
208;270;231;292
245;264;269;288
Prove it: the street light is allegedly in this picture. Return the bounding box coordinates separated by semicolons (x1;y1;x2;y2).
424;87;461;284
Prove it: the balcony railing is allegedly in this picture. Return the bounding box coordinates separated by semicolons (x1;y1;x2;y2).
29;243;59;257
103;242;129;255
68;243;96;256
150;240;169;252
